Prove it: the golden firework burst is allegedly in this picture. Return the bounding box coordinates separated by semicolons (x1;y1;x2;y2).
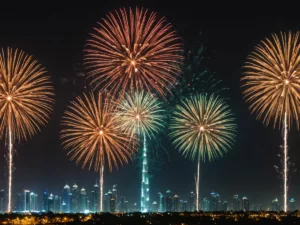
84;7;183;98
242;31;300;129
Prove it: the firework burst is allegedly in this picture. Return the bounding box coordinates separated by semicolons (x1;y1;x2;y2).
242;31;300;212
117;91;165;138
169;94;236;210
60;92;135;212
0;47;54;212
84;7;183;98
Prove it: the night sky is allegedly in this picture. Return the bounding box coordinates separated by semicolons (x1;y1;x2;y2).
0;2;300;209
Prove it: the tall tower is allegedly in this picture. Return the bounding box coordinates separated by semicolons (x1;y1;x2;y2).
233;194;241;211
157;192;163;212
165;190;173;212
91;181;99;212
48;194;54;212
112;185;118;212
173;195;180;212
24;190;30;211
242;197;250;211
71;183;79;213
29;192;38;212
42;190;48;212
80;188;87;212
141;136;149;212
62;184;71;212
189;191;195;211
0;190;4;213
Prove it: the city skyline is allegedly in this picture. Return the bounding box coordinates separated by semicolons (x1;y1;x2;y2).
1;2;300;214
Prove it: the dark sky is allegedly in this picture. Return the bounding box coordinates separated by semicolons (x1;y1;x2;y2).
0;2;300;209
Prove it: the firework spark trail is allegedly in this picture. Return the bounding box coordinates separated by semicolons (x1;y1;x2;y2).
84;7;183;99
170;94;236;211
242;32;300;212
284;112;288;212
8;121;12;213
0;48;54;212
100;165;104;212
195;160;200;211
61;92;135;212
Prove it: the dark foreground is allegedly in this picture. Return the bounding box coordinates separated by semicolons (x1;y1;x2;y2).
1;211;300;225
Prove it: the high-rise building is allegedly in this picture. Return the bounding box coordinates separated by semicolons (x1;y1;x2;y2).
173;195;180;212
233;195;241;211
119;196;126;212
16;192;24;212
202;197;210;211
165;190;173;212
48;194;54;212
71;183;79;213
62;184;71;212
209;192;221;211
151;201;158;212
141;138;150;213
91;181;99;212
80;188;87;212
42;190;48;212
272;198;280;211
29;192;38;211
289;198;296;211
222;201;228;211
54;195;62;213
180;200;187;211
110;198;116;212
189;191;195;211
0;190;4;213
157;192;164;212
242;197;250;211
112;184;118;212
24;190;30;211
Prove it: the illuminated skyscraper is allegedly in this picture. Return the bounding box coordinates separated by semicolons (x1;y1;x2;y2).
48;194;54;212
222;201;228;211
16;192;24;212
80;188;87;212
189;191;195;211
29;192;38;212
71;183;79;213
173;195;180;212
141;138;150;213
54;195;62;213
165;190;173;212
209;192;220;211
119;196;126;212
202;197;210;211
91;181;99;212
112;184;118;212
157;192;164;212
180;200;187;212
110;198;116;212
62;184;71;212
0;190;4;213
289;198;296;211
233;195;241;211
42;190;48;212
242;197;250;211
272;198;280;211
24;190;30;211
151;201;158;212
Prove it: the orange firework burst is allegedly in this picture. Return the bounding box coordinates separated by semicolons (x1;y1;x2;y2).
242;32;300;129
0;47;54;212
0;48;54;141
60;92;135;172
84;7;183;98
